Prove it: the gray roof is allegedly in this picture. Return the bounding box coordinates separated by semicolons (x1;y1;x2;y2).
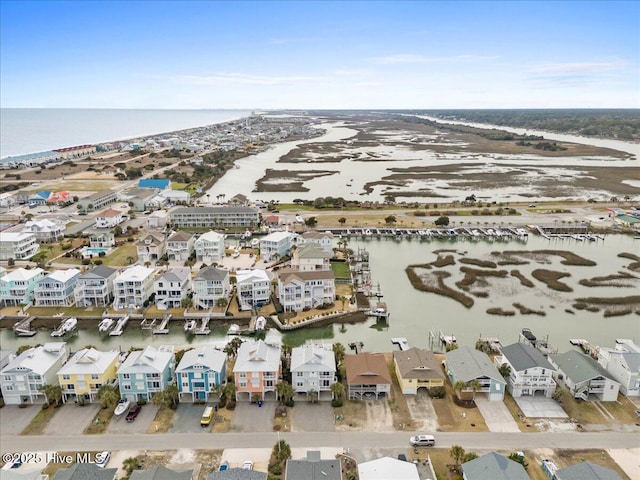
291;345;336;373
176;345;227;373
79;265;117;280
195;267;229;281
501;342;555;372
556;461;623;480
285;451;341;480
296;243;330;259
130;465;193;480
168;231;193;242
394;347;445;381
550;350;617;384
53;462;117;480
172;206;258;214
158;267;191;283
446;346;505;384
462;452;530;480
1;470;46;480
207;468;267;480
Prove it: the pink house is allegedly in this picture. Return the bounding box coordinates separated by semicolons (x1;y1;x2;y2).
233;340;282;402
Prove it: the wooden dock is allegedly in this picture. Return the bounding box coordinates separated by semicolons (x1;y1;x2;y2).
153;313;172;335
391;337;409;351
109;315;130;336
13;317;36;337
194;317;211;335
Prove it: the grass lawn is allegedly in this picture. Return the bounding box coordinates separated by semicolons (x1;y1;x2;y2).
172;182;200;195
22;404;59;435
84;406;114;434
330;261;351;279
102;243;138;266
431;379;489;432
148;406;176;433
334;399;368;430
556;392;611;424
27;306;106;317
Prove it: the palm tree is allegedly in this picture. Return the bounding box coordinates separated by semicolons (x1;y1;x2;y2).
330;381;345;401
222;382;236;402
40;384;63;406
275;381;295;405
223;337;243;358
308;389;319;403
127;256;134;265
453;381;466;400
468;380;482;401
450;445;466;472
152;384;179;410
498;363;511;379
123;456;142;475
97;384;120;409
339;295;347;312
332;342;346;368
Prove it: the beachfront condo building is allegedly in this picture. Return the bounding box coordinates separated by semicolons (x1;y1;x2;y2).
117;345;175;402
0;232;39;260
56;348;120;404
34;268;81;307
176;346;227;402
74;265;118;307
234;340;282;402
0;267;45;306
168;206;260;228
276;269;335;312
166;231;194;261
78;189;117;212
113;265;155;310
259;231;295;262
194;230;225;265
236;269;271;311
192;267;230;310
154;267;191;310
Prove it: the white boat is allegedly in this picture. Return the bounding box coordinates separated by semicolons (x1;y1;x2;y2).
114;399;130;416
184;320;196;333
232;250;240;258
51;317;78;337
98;318;114;333
227;324;240;335
251;238;259;247
364;229;372;236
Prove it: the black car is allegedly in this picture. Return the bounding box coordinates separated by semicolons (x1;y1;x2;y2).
397;454;407;462
125;403;141;422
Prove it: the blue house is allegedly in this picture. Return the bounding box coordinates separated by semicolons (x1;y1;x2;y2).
446;346;506;401
138;179;171;190
28;191;51;207
176;346;227;402
117;345;175;402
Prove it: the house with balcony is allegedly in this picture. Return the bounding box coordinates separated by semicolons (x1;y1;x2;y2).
0;267;45;306
56;348;119;403
259;231;295;262
446;346;506;401
276;269;335;312
117;345;175;402
34;268;81;307
176;346;227;402
154;267;191;310
290;344;336;401
169;206;259;228
22;219;63;243
549;350;620;401
194;231;225;265
192;267;230;310
90;232;115;249
113;265;155;310
1;342;69;405
95;208;124;229
290;243;331;272
394;347;445;395
496;342;556;398
74;265;117;307
299;231;334;255
167;231;194;261
344;353;391;400
0;232;39;260
236;269;271;311
136;232;166;264
597;339;640;397
234;340;282;402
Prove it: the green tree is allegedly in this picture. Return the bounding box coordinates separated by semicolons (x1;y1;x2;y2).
151;384;179;410
468;379;482;401
40;384;63;406
450;445;466;471
222;381;236;401
272;439;292;464
330;381;345;400
453;381;466;399
384;215;396;224
332;342;346;367
308;389;319;403
275;381;295;405
224;337;244;358
305;216;317;227
97;384;120;409
338;217;347;225
498;363;512;379
123;456;142;475
435;216;450;226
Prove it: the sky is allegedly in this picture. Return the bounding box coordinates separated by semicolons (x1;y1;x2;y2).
1;1;638;109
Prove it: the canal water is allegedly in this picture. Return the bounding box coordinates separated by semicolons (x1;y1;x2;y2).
2;235;638;354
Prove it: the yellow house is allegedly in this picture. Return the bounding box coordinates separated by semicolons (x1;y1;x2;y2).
57;348;120;403
393;347;445;395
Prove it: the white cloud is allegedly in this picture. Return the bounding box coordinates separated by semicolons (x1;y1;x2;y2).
370;53;499;65
530;62;626;74
172;73;328;86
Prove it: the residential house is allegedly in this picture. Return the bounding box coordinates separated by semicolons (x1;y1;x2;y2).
90;232;115;249
597;339;640;396
0;349;14;371
554;461;623;480
146;210;168;230
176;346;227;402
154;267;191;310
0;232;39;260
192;267;230;310
236;269;271;311
53;462;117;480
207;470;266;480
276;269;335;312
130;466;193;480
169;206;260;228
263;215;280;228
113;265;155;310
1;342;69;404
74;265;117;307
28;190;51;207
34;268;81;306
47;190;73;205
158;189;191;205
234;340;282;402
259;231;294;262
57;348;119;403
195;231;226;265
124;188;158;212
53;144;96;159
0;267;45;306
299;231;334;255
446;346;506;401
167;231;194;261
358;457;420;480
95;208;124;229
290;243;331;272
139;178;171;190
229;193;248;206
136;232;167;264
394;347;445;394
462;452;530;480
285;451;341;480
549;350;620;401
22;219;63;243
78;189;117;212
290;344;336;400
496;342;556;398
344;353;391;400
117;345;175;402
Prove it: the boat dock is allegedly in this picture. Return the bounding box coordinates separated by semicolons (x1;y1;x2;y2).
13;317;36;337
51;317;77;338
194;316;211;335
391;337;409;351
323;226;530;241
569;339;599;358
153;313;172;335
109;315;130;336
349;341;364;354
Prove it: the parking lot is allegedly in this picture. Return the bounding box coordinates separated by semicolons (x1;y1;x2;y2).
169;403;213;433
44;402;101;435
231;401;276;432
0;405;42;435
107;403;159;434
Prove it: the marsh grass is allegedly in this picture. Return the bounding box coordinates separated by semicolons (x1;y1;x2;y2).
531;269;573;291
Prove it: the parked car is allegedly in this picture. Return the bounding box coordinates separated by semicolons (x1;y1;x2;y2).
397;453;408;462
242;460;254;470
125;404;141;422
95;451;111;468
410;434;435;447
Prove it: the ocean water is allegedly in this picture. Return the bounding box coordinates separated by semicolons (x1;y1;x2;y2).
0;108;252;159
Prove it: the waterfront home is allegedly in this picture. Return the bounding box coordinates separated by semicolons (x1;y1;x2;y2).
95;208;124;229
131;466;194;480
597;339;640;397
168;206;260;229
462;451;530;480
263;214;280;227
236;269;271;311
234;340;282;402
78;189;117;212
1;342;69;405
176;346;227;402
21;219;63;243
290;243;331;271
167;231;194;261
34;268;81;306
53;462;117;480
90;231;115;249
344;353;391;400
136;232;167;264
549;350;620;401
299;231;334;255
146;209;168;230
157;189;191;205
259;231;295;262
0;267;45;306
393;347;445;394
285;451;341;480
553;461;623;480
194;230;226;265
229;193;249;206
54;144;96;159
358;457;420;480
0;231;39;260
74;265;117;307
276;269;335;312
290;344;336;401
446;346;506;401
117;345;175;402
154;267;191;310
192;267;230;310
496;342;556;398
57;348;119;403
139;178;171;190
113;265;155;310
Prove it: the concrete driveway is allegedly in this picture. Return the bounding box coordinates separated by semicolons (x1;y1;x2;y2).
290;402;335;432
169;403;213;433
475;397;520;432
0;405;43;435
44;403;101;435
107;403;159;433
231;401;276;432
514;396;568;418
405;389;438;432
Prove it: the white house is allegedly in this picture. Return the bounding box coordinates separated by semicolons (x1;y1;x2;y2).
549;350;620;401
495;342;557;398
113;265;156;310
34;268;81;307
290;344;336;400
95;208;124;229
358;457;420;480
74;265;118;307
146;210;168;230
299;231;334;255
259;231;295;262
290;243;331;272
0;232;39;260
194;231;225;265
90;232;115;249
598;339;640;397
276;269;335;312
192;267;230;310
236;269;271;311
154;267;191;310
166;231;194;262
0;267;45;306
136;232;167;264
1;342;69;405
22;219;63;243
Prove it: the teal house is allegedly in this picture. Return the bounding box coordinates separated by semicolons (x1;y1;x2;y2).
446;346;506;401
176;346;227;402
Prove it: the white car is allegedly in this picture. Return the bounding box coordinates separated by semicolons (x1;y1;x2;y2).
242;460;253;470
95;451;110;468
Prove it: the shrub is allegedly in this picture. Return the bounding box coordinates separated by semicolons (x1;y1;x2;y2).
331;398;343;408
81;258;91;265
428;386;446;399
226;398;236;410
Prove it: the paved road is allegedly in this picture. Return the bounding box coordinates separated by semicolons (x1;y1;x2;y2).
2;431;638;454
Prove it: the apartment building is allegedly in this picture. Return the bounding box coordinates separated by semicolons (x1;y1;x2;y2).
169;206;260;228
